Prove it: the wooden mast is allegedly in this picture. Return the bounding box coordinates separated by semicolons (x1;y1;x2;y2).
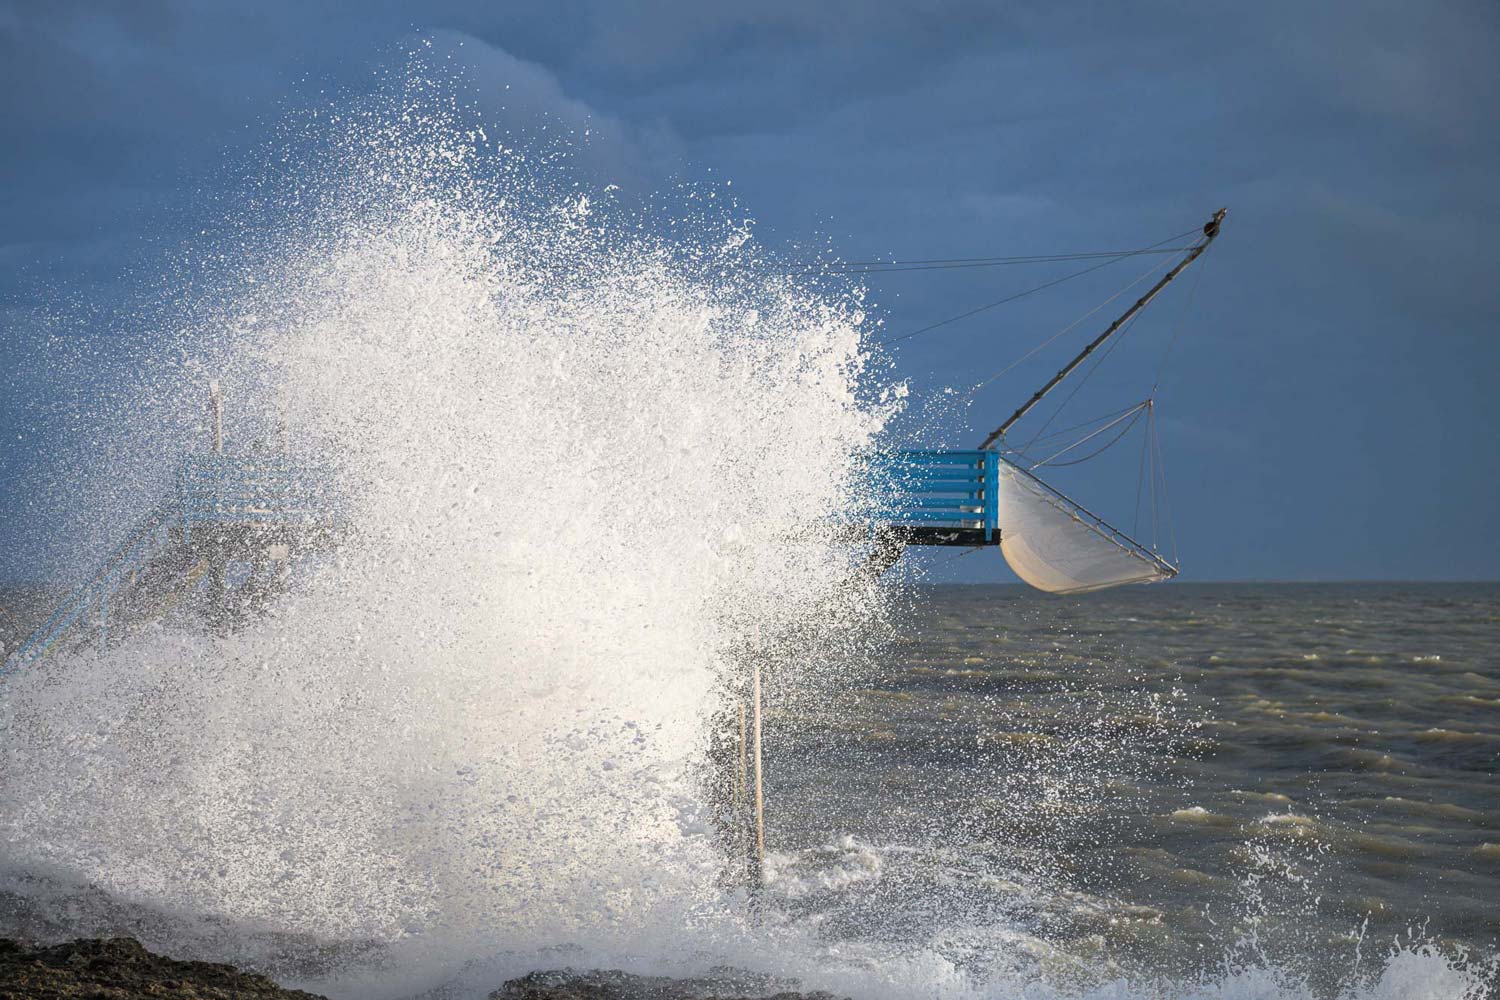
978;208;1225;450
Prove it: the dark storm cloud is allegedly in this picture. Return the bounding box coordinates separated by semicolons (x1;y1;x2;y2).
2;0;1497;580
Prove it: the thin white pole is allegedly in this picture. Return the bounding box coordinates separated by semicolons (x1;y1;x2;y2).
750;654;765;885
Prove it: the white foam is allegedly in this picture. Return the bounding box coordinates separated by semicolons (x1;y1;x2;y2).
0;75;894;966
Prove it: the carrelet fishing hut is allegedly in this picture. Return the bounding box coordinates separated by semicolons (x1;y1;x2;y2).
854;208;1224;593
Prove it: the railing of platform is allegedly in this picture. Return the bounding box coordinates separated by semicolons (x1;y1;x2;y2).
176;455;336;525
1;506;178;675
2;455;339;675
861;449;1000;539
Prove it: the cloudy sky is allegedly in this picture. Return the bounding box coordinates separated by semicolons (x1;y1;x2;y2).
2;0;1497;582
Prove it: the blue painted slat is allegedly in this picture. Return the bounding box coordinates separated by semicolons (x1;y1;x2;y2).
866;510;988;524
867;468;984;480
869;498;985;511
889;478;985;490
875;449;989;460
868;492;980;504
855;448;1001;537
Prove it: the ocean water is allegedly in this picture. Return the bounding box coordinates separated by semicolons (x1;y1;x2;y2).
0;65;1494;1000
763;582;1500;994
2;582;1494;998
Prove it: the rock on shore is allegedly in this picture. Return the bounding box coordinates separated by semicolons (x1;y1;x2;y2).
0;937;327;999
492;968;846;999
0;938;848;1000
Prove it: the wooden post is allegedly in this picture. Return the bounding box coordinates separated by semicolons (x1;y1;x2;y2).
749;653;765;887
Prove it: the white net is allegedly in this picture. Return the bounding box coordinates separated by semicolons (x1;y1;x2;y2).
996;459;1176;595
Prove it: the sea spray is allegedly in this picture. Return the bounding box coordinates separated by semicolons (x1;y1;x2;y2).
0;70;899;970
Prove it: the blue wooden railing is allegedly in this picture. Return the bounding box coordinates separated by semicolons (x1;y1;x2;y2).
176;455;334;528
861;449;1000;540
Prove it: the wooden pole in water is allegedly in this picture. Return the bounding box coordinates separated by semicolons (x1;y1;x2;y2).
749;652;765;886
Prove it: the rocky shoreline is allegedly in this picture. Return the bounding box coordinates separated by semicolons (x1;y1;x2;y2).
0;937;846;1000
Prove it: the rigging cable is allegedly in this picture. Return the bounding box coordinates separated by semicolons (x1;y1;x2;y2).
1027;401;1150;470
906;251;1176;446
920;250;1182;436
1013;300;1149;454
1151;241;1212;396
969;255;1171;403
1125;400;1168;556
1136;241;1214;557
1143;239;1216;559
1133;401;1152;543
1013;400;1150;450
803;246;1193;275
1152;401;1179;564
1149;401;1161;551
794;229;1199;271
878;228;1196;347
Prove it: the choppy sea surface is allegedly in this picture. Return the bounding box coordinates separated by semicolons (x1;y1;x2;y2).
4;574;1498;999
766;582;1500;992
